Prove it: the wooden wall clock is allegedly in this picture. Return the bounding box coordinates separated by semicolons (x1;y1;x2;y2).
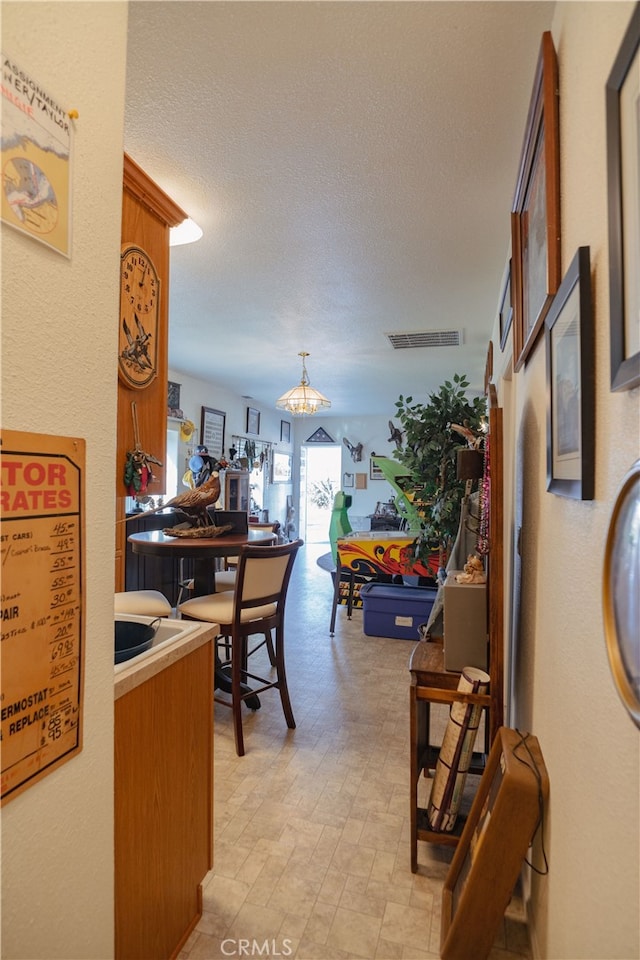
118;243;160;389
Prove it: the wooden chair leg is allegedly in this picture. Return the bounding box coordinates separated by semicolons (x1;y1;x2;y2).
265;629;276;666
231;634;245;757
274;625;295;729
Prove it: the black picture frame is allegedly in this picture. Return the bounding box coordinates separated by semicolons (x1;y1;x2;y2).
167;380;181;413
512;31;561;372
200;406;225;460
606;4;640;391
280;420;291;443
545;246;594;500
498;259;513;352
603;458;640;728
246;406;260;436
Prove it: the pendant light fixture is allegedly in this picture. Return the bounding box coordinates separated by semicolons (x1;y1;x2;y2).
276;352;331;416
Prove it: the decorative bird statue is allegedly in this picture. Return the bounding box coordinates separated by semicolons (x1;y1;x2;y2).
388;420;404;449
343;437;363;462
120;474;222;528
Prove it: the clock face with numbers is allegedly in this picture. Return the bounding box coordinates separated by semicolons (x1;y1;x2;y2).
118;244;160;389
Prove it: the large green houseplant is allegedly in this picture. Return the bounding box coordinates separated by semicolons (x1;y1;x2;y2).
390;372;486;569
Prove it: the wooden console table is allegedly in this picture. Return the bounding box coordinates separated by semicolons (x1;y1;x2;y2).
409;639;490;871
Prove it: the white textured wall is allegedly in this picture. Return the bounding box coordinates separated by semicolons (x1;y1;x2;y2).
1;3;128;958
500;4;640;958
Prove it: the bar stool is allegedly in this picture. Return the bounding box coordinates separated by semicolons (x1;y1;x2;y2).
114;590;172;617
179;540;303;756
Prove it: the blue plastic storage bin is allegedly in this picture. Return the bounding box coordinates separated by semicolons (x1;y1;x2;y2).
360;583;437;640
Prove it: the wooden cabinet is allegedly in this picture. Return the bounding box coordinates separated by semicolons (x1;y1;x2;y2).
224;471;249;512
115;638;214;959
115;155;186;591
124;510;188;605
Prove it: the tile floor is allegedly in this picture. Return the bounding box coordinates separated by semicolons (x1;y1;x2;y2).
179;542;531;960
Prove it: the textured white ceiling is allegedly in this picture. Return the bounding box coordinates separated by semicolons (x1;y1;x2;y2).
124;1;554;417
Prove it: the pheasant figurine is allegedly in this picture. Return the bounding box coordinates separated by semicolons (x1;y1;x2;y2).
122;474;221;528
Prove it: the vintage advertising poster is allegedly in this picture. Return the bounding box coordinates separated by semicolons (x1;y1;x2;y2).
1;53;73;256
1;430;85;804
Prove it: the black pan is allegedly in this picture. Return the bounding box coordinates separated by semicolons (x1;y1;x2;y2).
115;617;162;664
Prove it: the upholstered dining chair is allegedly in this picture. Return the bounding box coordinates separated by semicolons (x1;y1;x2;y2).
175;558;236;606
178;539;303;756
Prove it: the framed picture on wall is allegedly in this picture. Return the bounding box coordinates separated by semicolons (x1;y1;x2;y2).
272;451;292;483
511;31;561;372
498;259;513;352
280;420;291;443
343;472;354;487
545;246;594;500
246;406;260;435
200;406;225;460
167;381;182;416
370;457;386;480
606;4;640;391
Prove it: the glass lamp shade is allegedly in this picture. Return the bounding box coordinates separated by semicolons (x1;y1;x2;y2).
276;383;331;416
276;352;331;415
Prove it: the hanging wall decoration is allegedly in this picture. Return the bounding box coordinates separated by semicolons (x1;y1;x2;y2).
511;31;561;371
606;4;640;391
545;246;594;500
1;54;74;257
306;427;334;443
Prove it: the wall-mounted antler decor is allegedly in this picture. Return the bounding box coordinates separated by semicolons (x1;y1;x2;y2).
343;437;363;462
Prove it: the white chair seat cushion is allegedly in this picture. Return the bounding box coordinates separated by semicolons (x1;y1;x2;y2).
114;590;172;617
179;593;276;626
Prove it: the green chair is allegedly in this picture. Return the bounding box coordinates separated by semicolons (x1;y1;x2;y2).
328;491;373;636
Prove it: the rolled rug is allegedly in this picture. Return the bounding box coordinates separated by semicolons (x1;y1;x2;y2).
427;666;490;832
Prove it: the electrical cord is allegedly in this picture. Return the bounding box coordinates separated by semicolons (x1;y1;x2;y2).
512;729;550;876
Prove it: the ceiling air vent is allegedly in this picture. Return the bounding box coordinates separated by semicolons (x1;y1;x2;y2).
386;330;462;350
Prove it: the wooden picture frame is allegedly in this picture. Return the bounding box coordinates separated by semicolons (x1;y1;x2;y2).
511;31;561;372
603;458;640;727
484;340;493;394
498;259;513;352
246;406;260;436
272;451;292;483
545;246;594;500
200;406;225;460
280;419;291;443
606;5;640;391
441;729;549;960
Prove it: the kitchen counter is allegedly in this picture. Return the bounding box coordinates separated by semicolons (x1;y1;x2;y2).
114;615;219;699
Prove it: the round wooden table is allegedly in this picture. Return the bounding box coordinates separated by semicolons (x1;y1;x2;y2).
128;527;277;597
